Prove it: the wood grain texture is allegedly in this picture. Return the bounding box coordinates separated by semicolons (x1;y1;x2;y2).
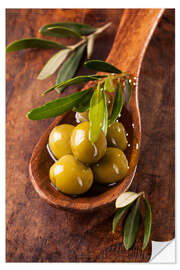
131;9;175;241
6;9;174;262
106;9;164;74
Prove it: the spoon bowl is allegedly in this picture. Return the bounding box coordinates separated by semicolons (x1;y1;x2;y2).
29;9;164;211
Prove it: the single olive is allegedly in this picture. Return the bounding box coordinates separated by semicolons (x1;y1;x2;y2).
49;154;93;195
48;124;74;159
92;147;129;184
107;122;128;151
71;121;107;164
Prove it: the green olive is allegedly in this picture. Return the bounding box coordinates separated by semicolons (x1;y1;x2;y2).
107;122;128;151
49;154;93;195
48;124;74;159
71;121;107;164
92;147;129;184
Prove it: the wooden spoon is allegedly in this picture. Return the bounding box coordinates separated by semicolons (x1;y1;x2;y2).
29;9;164;211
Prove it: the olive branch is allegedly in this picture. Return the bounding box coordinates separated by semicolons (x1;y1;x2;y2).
6;21;111;92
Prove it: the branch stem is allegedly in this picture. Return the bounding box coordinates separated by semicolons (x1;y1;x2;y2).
68;22;112;52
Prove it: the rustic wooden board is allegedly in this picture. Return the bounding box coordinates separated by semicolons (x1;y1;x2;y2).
6;9;174;262
130;9;175;241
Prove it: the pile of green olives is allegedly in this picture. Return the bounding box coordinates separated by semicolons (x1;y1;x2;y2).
48;96;129;196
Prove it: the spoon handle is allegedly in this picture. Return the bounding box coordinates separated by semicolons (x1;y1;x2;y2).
106;9;164;75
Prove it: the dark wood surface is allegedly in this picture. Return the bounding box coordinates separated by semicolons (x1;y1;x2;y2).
6;9;174;262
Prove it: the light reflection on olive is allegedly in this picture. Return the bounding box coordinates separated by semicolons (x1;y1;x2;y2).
48;124;74;159
107;122;128;151
71;122;107;164
92;147;129;184
49;154;93;195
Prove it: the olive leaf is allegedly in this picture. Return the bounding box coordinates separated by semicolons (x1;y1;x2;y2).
46;26;82;38
112;191;152;251
39;22;96;37
89;82;104;143
102;88;108;136
27;88;92;120
123;198;140;250
37;48;71;80
112;206;130;233
6;38;66;52
108;82;124;126
84;60;122;74
87;35;95;59
142;198;152;250
124;78;132;105
43;74;106;95
56;44;86;93
115;192;143;208
73;88;93;112
104;75;115;92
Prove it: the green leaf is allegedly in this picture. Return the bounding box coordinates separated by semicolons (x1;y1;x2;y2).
73;88;93;112
108;82;124;126
124;78;132;105
142;198;152;250
39;22;96;37
104;75;115;92
89;82;104;143
27;88;92;120
123;198;140;250
43;74;106;95
87;35;95;59
46;26;81;38
102;88;108;136
37;48;71;80
56;44;86;92
112;206;130;233
6;38;66;52
115;192;143;208
84;60;122;74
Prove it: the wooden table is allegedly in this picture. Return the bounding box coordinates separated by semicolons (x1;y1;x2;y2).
6;9;175;262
